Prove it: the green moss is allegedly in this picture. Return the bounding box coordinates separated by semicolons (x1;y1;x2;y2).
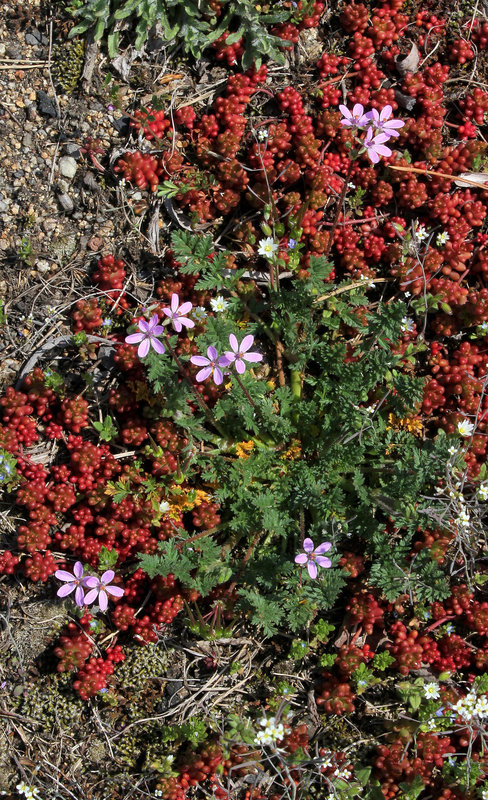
17;674;85;729
52;39;85;93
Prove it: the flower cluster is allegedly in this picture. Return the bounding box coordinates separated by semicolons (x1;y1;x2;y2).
54;562;124;611
339;103;404;163
451;691;488;722
16;783;41;800
254;715;285;746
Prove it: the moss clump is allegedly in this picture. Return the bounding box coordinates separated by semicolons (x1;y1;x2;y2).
52;39;85;93
17;674;85;729
117;642;168;692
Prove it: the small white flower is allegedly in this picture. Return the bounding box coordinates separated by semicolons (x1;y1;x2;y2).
424;683;440;700
257;129;268;141
478;484;488;501
457;419;475;437
404;291;412;298
436;231;450;247
258;237;279;259
159;501;170;515
193;306;208;322
321;754;333;768
447;445;458;456
482;788;488;800
426;719;438;730
400;317;415;334
475;696;488;717
347;182;356;189
254;716;285;746
359;274;376;288
455;508;470;528
414;224;429;242
210;296;229;313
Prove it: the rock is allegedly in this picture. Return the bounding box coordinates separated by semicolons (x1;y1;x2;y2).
58;156;78;179
25;30;42;45
25;103;37;122
22;133;32;148
112;116;131;136
36;91;58;118
57;193;74;213
63;143;81;159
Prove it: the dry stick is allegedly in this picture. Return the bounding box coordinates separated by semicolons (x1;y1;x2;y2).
313;276;390;305
388;163;488;188
164;335;228;438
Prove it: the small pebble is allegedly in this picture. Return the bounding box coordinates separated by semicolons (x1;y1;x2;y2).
58;156;78;179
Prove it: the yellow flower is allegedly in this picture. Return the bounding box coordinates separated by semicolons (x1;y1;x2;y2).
235;440;255;459
387;413;423;437
280;440;302;460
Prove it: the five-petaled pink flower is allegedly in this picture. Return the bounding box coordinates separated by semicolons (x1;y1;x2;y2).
363;127;392;164
339;103;371;128
190;346;230;386
162;293;195;333
295;538;332;579
365;105;404;138
225;334;263;375
83;570;125;612
54;561;88;608
125;313;165;358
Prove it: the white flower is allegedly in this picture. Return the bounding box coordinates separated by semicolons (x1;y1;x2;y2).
478;484;488;501
359;274;375;288
475;696;488;717
347;182;356;189
254;716;285;746
193;306;208;322
404;291;412;298
455;508;470;528
258;237;279;259
424;683;440;700
257;129;268;141
414;224;429;242
482;788;488;800
159;501;170;515
400;317;415;334
210;296;229;313
436;231;450;247
447;445;458;456
321;754;333;768
457;419;475;437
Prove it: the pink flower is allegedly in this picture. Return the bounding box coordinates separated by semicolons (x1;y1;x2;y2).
84;570;125;612
363;127;392;164
295;538;332;579
125;313;165;358
225;334;263;375
365;105;404;139
162;293;195;333
339;103;371;128
54;561;88;607
190;346;230;386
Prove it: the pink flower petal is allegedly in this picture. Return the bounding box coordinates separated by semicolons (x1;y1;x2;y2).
125;332;145;344
138;319;151;333
229;333;239;353
213;367;224;385
196;366;213;382
191;355;211;367
74;586;85;607
171;293;179;313
101;570;115;584
73;562;84;579
307;561;318;579
83;588;99;606
151;324;165;336
161;306;172;319
338;104;350;119
57;584;75;598
172;319;183;333
178;301;193;316
352;103;364;118
303;538;315;553
55;570;76;582
374;144;392;157
295;553;308;564
105;585;124;598
224;350;236;363
315;556;332;568
315;542;332;554
367;150;380;164
244;352;263;363
207;346;218;360
151;338;166;355
235;358;246;374
178;317;195;329
240;334;255;353
99;590;108;612
138;338;150;358
380;104;392;121
83;576;99;589
148;313;160;330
